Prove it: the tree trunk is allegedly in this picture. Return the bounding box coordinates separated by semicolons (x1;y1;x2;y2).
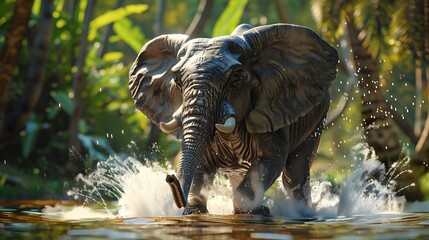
272;0;288;23
185;0;214;38
0;0;34;133
387;0;429;201
377;0;424;148
0;0;34;101
1;0;53;140
326;35;356;126
97;0;124;58
344;18;402;168
67;0;79;66
414;0;429;165
69;0;96;174
410;0;427;136
390;106;419;144
415;60;423;135
155;0;166;36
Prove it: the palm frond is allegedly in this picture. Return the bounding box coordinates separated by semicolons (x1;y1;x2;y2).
353;0;395;58
311;0;349;41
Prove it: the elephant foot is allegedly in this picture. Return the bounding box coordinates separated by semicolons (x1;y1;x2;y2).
234;205;270;216
183;204;209;215
183;193;209;215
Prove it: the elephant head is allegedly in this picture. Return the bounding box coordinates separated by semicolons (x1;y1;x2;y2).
129;24;338;208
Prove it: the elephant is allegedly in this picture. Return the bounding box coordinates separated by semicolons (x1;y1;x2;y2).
129;23;338;215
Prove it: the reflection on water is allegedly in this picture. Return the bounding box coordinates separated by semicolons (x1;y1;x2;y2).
0;201;429;239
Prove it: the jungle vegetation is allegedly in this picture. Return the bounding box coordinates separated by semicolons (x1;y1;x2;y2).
0;0;428;200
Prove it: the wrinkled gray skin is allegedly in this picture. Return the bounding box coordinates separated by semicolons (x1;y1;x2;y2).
129;24;338;215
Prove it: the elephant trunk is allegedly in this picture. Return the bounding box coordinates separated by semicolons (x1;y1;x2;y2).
168;85;215;208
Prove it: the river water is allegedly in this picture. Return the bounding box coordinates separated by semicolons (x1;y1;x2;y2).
1;200;429;239
1;147;429;239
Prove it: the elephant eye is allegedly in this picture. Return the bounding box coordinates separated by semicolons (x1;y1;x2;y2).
172;72;182;91
230;70;249;88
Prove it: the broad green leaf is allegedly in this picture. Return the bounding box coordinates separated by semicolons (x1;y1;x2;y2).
212;0;249;37
89;4;148;40
32;0;41;15
54;0;65;13
103;52;123;62
22;118;41;158
78;0;87;23
420;173;429;196
52;92;73;115
79;119;88;134
47;106;59;120
78;133;113;161
113;17;145;53
0;1;15;32
0;174;7;187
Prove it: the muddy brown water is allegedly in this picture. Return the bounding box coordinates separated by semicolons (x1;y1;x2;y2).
1;200;429;239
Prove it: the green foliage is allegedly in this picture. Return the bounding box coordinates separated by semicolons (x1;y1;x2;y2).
88;4;148;41
311;0;346;42
353;0;394;58
0;0;156;181
52;92;73;115
78;133;114;160
420;173;429;200
113;17;145;53
1;0;425;201
212;0;249;37
22;116;42;158
0;0;14;33
0;165;63;199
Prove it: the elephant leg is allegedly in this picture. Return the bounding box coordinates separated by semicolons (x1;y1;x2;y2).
282;122;323;206
229;171;245;191
233;132;288;215
183;149;219;215
183;168;215;215
229;171;245;212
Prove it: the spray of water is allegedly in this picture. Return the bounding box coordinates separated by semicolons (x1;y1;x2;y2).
43;143;407;220
263;153;406;219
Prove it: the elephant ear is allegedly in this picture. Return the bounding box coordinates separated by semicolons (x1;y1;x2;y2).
242;24;338;133
231;23;254;36
129;34;189;132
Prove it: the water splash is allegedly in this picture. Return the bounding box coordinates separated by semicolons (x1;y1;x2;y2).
44;144;407;220
65;155;181;217
336;159;404;217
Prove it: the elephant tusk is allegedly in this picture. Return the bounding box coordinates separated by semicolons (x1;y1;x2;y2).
215;117;236;133
160;106;183;133
160;117;180;133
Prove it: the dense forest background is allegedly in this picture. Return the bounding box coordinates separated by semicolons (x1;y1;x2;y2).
0;0;428;200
